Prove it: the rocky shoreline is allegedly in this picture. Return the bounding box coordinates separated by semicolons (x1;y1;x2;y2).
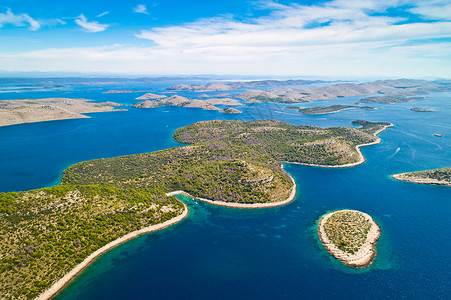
317;210;380;268
288;124;393;168
392;173;451;187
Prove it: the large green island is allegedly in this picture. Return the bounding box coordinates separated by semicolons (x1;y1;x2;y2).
0;119;391;299
392;168;451;186
317;210;380;268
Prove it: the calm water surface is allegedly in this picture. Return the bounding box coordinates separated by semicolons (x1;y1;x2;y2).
0;81;450;299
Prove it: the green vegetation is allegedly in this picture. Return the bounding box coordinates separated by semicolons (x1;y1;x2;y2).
359;96;424;104
297;105;375;115
393;168;451;186
351;120;392;134
323;210;372;254
406;168;451;180
0;185;183;299
1;119;390;298
410;107;434;112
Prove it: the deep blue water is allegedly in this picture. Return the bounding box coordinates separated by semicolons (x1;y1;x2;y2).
1;79;450;299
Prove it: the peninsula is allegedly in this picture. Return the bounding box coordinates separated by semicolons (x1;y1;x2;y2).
317;210;380;268
1;119;391;298
297;105;375;115
392;168;451;186
0;98;125;127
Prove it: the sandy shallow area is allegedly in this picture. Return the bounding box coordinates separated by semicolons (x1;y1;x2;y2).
37;203;189;300
317;209;380;268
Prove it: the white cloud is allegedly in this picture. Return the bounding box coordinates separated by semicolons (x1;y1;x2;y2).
1;0;451;78
39;18;67;27
2;39;450;78
410;0;451;20
135;0;451;49
97;11;109;18
133;4;149;14
75;14;109;33
0;8;41;31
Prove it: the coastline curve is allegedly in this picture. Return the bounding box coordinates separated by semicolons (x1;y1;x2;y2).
286;124;393;168
37;203;189;300
166;165;297;209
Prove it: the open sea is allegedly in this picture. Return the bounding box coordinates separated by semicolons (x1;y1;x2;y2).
0;78;450;299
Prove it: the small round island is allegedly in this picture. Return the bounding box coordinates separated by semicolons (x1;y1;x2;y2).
317;209;380;268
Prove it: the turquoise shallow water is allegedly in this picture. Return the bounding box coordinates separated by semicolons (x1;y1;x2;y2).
1;79;450;298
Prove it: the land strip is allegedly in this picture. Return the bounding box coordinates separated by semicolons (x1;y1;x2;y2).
0;98;125;127
392;168;451;186
297;105;375;115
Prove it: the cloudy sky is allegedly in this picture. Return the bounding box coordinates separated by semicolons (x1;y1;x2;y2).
0;0;450;77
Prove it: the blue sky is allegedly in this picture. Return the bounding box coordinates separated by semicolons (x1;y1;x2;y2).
0;0;450;77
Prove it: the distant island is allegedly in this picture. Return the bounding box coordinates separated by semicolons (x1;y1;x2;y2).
233;79;448;103
359;96;425;104
410;107;435;112
392;168;451;186
221;107;242;114
1;119;392;298
167;79;329;91
132;95;242;112
103;89;137;94
135;93;167;99
198;93;229;98
317;210;380;268
297;105;375;115
0;98;125;127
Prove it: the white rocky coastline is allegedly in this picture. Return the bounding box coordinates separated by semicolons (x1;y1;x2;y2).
317;210;380;268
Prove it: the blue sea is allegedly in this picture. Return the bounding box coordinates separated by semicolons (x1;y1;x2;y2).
0;78;450;299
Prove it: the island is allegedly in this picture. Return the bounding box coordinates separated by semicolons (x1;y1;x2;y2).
233;79;449;103
198;93;230;98
410;107;435;112
298;105;375;115
103;89;137;94
135;92;166;100
221;107;242;114
132;95;242;112
167;79;329;91
0;119;392;298
392;168;451;186
359;96;425;104
0;98;126;127
317;210;380;268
